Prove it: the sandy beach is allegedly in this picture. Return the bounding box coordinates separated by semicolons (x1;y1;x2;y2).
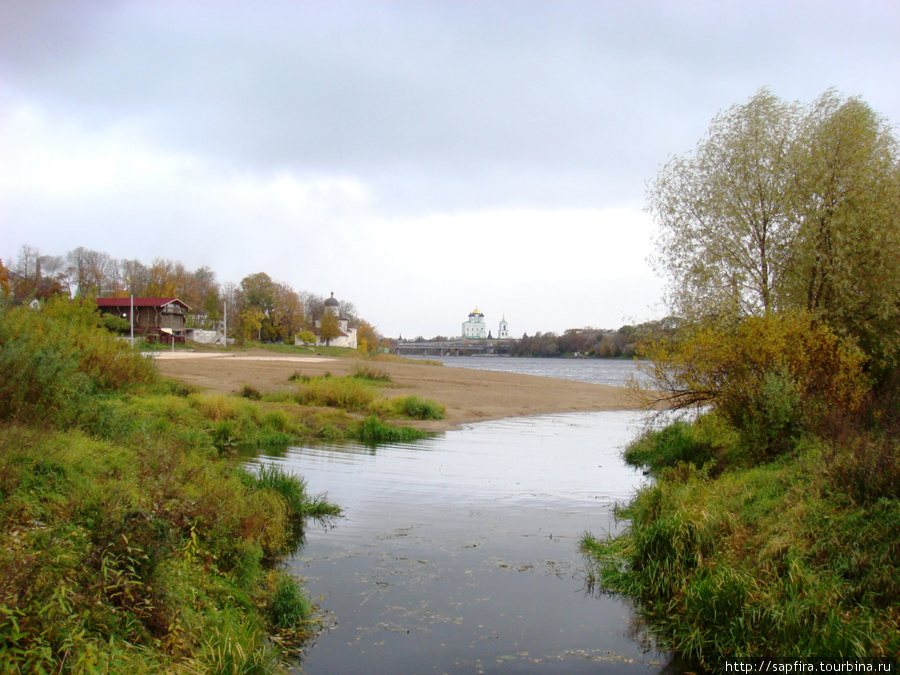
153;350;643;431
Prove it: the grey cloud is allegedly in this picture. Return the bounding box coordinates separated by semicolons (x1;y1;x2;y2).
2;1;899;218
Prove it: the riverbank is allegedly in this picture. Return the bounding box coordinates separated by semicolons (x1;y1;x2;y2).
153;350;642;431
581;414;900;665
0;301;342;672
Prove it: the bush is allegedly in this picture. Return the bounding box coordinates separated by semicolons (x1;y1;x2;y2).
624;421;715;475
356;416;429;444
393;395;445;420
239;383;262;400
350;361;391;383
0;299;156;427
637;311;870;458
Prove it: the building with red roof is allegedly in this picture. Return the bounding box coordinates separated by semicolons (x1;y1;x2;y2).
96;297;191;343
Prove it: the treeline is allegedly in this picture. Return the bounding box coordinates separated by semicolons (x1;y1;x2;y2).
509;319;677;358
0;244;387;350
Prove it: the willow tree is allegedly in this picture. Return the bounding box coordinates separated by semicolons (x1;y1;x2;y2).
648;88;801;319
786;91;900;372
648;88;900;373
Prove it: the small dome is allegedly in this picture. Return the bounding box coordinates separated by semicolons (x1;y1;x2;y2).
324;292;339;307
470;306;483;316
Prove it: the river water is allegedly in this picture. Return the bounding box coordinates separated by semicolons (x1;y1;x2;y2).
254;359;677;673
427;355;651;386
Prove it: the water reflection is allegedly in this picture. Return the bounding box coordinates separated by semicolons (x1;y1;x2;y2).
249;411;689;673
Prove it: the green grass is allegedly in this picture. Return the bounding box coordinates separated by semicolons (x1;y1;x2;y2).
391;394;445;420
0;301;348;671
0;424;338;672
0;300;446;670
357;415;431;444
288;375;378;411
581;414;900;666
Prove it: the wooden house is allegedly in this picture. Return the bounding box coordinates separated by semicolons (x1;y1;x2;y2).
96;297;191;344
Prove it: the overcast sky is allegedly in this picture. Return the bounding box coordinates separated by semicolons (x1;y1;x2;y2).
2;1;898;338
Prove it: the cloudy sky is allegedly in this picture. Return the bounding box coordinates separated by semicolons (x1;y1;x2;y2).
1;1;898;338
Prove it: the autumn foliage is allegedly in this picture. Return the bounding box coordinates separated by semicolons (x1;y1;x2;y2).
637;311;869;457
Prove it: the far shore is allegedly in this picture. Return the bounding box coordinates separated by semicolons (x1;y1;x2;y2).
153;350;644;431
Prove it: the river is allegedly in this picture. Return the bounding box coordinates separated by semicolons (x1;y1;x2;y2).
253;358;679;673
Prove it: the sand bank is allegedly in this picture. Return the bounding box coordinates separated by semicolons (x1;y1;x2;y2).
153;350;642;431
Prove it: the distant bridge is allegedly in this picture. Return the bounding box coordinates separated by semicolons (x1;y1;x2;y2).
395;338;513;356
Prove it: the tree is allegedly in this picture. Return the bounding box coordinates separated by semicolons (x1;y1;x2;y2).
296;330;316;346
67;247;118;297
238;272;280;340
146;258;181;297
9;246;70;299
238;307;265;341
648;88;900;372
648;89;801;319
271;282;304;342
785;91;900;372
318;310;341;346
0;259;9;298
356;319;383;353
300;291;326;330
119;259;151;297
182;265;220;328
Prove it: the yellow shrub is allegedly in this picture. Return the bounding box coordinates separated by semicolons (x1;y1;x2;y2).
638;311;870;455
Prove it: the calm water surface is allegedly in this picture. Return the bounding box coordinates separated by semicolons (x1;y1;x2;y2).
253;359;676;674
428;355;649;386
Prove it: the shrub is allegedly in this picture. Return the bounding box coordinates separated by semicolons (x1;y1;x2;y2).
393;395;445;420
350;361;391;383
0;299;156;427
636;311;870;458
239;383;262;400
624;421;714;475
356;415;429;444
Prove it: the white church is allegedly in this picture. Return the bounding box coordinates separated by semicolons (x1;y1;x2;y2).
461;307;509;340
298;292;358;349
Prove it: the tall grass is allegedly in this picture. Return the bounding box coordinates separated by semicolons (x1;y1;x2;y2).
391;394;445;420
581;414;900;665
290;375;377;411
0;299;156;427
357;415;430;444
0;300;340;672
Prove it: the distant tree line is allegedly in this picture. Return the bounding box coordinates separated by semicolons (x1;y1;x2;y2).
0;244;387;351
508;319;678;358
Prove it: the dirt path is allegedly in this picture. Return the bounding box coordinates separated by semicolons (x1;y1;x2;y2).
153;350;643;431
